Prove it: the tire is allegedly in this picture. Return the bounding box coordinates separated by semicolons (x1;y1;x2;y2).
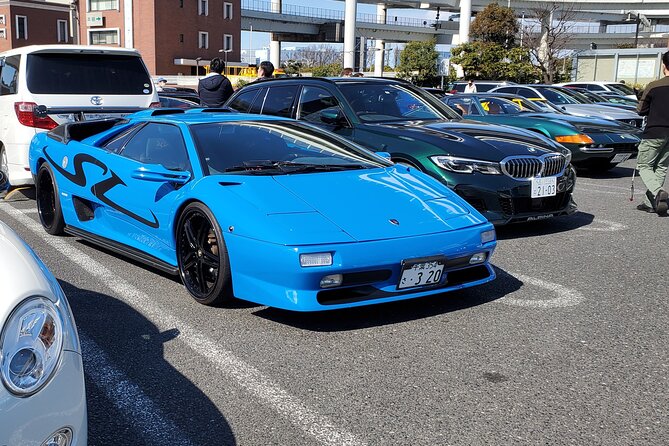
0;148;9;191
176;202;233;306
36;163;65;235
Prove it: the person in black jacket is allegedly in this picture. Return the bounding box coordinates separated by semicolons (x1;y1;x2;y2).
198;57;234;108
635;51;669;216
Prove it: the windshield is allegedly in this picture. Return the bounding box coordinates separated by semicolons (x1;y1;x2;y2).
338;83;457;122
190;121;391;175
536;87;579;105
478;97;523;115
557;88;592;104
27;53;152;95
607;83;635;96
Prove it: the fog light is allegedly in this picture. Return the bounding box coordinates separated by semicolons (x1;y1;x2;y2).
481;229;496;244
300;252;332;267
42;428;72;446
320;274;343;288
469;252;487;264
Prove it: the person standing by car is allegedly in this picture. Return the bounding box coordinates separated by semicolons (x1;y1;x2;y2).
155;77;167;92
198;57;234;107
464;79;477;93
257;61;274;80
341;67;354;77
635;51;669;216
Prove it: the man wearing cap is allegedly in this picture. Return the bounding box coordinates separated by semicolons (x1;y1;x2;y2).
155;77;167;92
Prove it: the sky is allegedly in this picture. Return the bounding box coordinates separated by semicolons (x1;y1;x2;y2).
240;0;442;56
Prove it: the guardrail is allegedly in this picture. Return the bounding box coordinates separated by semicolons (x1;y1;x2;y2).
241;0;439;29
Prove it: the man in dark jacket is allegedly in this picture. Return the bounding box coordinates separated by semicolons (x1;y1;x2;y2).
636;51;669;216
198;57;234;107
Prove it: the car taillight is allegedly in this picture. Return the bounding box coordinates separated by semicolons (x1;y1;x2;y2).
14;102;58;130
149;102;161;108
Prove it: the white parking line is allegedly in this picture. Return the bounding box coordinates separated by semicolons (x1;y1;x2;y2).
575;217;628;232
574;187;625;196
577;182;631;191
1;205;366;446
80;333;196;446
498;273;585;308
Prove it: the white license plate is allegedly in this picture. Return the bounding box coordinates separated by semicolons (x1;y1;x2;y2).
398;259;445;290
611;153;632;164
531;177;557;198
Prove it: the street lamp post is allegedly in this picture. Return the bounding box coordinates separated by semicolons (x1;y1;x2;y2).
219;48;233;66
195;56;202;79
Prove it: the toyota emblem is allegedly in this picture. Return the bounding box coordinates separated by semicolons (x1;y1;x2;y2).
90;96;103;106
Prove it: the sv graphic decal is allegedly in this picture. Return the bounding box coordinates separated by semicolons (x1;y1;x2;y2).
43;148;160;228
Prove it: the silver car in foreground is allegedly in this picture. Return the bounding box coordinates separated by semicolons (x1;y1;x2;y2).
0;220;87;445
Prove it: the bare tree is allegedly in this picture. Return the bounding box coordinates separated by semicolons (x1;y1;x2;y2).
292;45;341;68
523;2;580;83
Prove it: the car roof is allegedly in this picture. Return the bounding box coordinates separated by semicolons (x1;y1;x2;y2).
240;77;411;88
130;109;292;125
0;44;141;57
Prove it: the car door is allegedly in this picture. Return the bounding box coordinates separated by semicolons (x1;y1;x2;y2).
96;122;192;263
295;85;353;138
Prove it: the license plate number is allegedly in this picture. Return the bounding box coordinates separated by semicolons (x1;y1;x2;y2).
531;177;557;198
398;259;445;290
611;153;632;164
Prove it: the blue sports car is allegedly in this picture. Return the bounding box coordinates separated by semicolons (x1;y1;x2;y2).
29;109;497;311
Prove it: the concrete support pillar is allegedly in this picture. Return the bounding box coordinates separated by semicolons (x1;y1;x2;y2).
269;0;281;68
359;36;366;72
343;0;357;69
458;0;472;44
374;3;386;77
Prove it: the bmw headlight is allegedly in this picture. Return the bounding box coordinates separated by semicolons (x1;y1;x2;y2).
431;156;501;175
0;297;64;396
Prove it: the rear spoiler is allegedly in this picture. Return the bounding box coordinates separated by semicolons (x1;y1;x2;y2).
47;118;127;144
34;104;146;122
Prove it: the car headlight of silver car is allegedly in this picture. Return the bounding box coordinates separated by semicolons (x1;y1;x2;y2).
431;156;502;175
0;297;65;396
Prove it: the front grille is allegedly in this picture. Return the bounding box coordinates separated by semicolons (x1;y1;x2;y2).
499;191;571;216
501;154;567;180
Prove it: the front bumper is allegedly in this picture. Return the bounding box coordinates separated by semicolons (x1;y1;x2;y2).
224;224;497;311
451;167;577;225
0;350;87;445
566;141;639;165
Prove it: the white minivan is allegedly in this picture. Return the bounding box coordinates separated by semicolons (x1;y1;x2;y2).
0;45;159;187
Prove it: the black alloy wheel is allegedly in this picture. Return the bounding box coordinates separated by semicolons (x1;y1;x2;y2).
176;202;232;306
36;163;65;235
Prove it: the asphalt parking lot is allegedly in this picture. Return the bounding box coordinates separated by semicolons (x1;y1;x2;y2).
1;158;667;446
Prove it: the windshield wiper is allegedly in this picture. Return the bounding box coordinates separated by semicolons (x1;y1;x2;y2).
224;160;365;174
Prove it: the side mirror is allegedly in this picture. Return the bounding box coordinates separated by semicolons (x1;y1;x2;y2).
132;165;191;184
375;151;392;160
319;108;347;126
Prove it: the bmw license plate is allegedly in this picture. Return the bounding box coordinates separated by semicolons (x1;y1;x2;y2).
611;153;632;164
531;177;557;198
398;258;445;290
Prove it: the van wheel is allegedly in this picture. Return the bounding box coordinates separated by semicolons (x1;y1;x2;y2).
36;163;65;235
0;148;9;192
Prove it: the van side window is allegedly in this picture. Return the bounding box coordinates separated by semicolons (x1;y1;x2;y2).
261;86;299;118
0;55;20;96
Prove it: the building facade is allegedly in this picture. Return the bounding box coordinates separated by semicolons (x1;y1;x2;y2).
77;0;241;75
0;0;71;52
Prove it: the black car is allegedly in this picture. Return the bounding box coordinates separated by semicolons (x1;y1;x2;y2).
225;77;576;225
158;87;201;104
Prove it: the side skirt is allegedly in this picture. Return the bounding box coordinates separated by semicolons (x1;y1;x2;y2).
64;225;179;276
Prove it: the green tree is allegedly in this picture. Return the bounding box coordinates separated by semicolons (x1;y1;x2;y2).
397;40;439;85
311;63;342;77
470;3;519;49
450;42;537;83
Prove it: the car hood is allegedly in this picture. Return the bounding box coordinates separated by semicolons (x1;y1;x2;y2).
521;112;639;134
213;167;484;244
560;104;639;119
366;120;561;161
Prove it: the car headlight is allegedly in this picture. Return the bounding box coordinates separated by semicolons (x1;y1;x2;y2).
481;229;496;244
299;252;333;267
561;148;572;165
0;297;64;396
431;156;501;175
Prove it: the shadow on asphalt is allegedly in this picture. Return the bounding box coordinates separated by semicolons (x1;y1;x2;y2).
251;266;522;332
495;211;595;240
59;280;237;446
576;165;635;179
